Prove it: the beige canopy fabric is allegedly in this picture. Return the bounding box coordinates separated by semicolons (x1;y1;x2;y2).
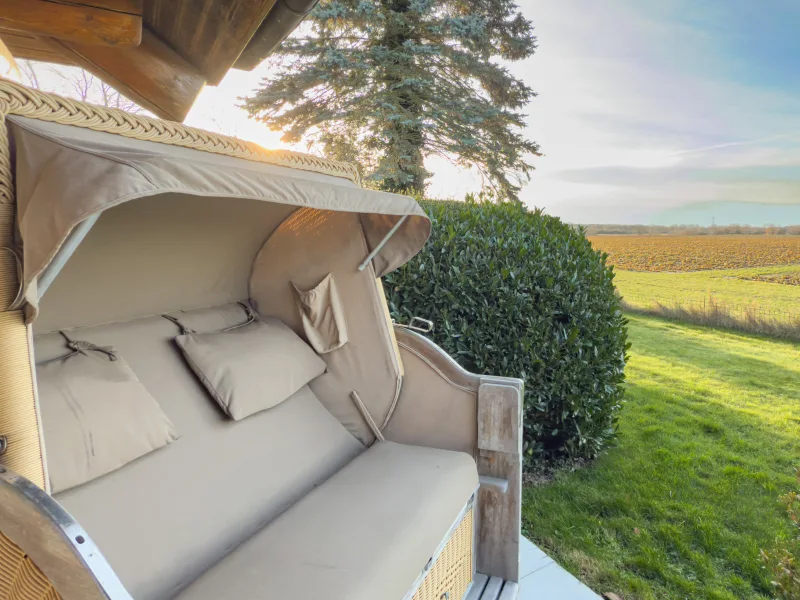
8;116;430;322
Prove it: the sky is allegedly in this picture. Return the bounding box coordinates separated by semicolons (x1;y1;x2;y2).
11;0;800;225
190;0;800;225
510;0;800;225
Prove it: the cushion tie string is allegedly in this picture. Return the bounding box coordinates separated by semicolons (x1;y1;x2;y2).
66;340;118;361
161;314;197;335
222;302;256;332
59;331;118;361
162;303;255;335
36;332;118;365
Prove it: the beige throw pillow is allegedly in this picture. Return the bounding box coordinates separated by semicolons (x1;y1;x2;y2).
37;343;179;494
175;317;327;421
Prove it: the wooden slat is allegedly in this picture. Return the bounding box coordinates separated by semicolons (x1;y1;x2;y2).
465;573;489;600
145;0;277;85
498;581;519;600
481;576;504;600
0;0;142;47
56;28;206;121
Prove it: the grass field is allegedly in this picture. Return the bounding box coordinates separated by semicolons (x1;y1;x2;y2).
586;236;800;336
522;315;800;599
614;264;800;319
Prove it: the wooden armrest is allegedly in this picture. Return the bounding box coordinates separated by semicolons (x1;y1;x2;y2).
476;380;523;582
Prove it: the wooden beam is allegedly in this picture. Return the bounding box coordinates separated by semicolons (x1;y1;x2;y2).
56;28;206;122
0;30;72;65
145;0;277;85
0;0;142;47
0;36;21;81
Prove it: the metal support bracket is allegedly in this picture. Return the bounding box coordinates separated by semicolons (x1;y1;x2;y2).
358;215;408;271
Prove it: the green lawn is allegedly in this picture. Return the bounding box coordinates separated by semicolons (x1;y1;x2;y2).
522;315;800;599
614;264;800;320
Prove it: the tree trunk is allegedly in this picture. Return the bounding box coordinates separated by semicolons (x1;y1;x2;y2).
378;0;425;195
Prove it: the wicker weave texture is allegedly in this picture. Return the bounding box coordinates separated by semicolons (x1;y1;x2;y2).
413;508;473;600
0;311;44;489
0;531;60;600
0;78;361;202
0;203;17;312
0;89;43;491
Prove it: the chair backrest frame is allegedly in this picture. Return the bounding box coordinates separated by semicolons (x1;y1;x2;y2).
0;466;131;600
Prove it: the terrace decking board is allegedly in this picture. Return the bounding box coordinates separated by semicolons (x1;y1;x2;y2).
481;576;504;600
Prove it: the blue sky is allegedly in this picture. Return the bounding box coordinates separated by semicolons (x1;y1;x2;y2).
504;0;800;224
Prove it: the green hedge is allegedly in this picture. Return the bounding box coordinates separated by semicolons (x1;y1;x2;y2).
385;198;628;462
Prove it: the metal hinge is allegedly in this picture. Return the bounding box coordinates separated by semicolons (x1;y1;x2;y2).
394;316;434;334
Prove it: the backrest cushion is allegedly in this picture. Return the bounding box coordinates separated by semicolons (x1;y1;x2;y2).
173;317;327;421
250;210;403;445
35;194;296;333
35;310;363;600
37;338;179;493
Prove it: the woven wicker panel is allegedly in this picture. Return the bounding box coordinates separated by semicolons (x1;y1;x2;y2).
413;508;473;600
0;203;16;312
0;310;45;489
0;204;12;245
0;531;61;600
0;80;361;190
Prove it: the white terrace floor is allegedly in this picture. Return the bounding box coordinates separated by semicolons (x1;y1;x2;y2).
468;537;601;600
518;537;600;599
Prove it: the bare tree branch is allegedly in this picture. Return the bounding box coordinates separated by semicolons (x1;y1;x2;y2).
18;60;41;89
16;61;145;114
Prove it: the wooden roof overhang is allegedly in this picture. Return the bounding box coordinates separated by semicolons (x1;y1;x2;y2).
0;0;317;122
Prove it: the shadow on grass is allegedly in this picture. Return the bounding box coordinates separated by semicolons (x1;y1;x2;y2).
523;322;800;599
626;315;800;399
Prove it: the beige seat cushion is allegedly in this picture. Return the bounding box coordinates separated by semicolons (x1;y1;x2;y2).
176;441;478;600
174;317;326;420
37;342;179;493
37;311;363;600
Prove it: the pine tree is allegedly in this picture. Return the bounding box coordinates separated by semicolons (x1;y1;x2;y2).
243;0;539;200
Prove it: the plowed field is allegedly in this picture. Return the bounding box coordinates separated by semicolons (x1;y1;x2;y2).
588;235;800;272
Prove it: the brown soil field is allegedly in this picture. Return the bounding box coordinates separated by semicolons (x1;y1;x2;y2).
588;235;800;272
